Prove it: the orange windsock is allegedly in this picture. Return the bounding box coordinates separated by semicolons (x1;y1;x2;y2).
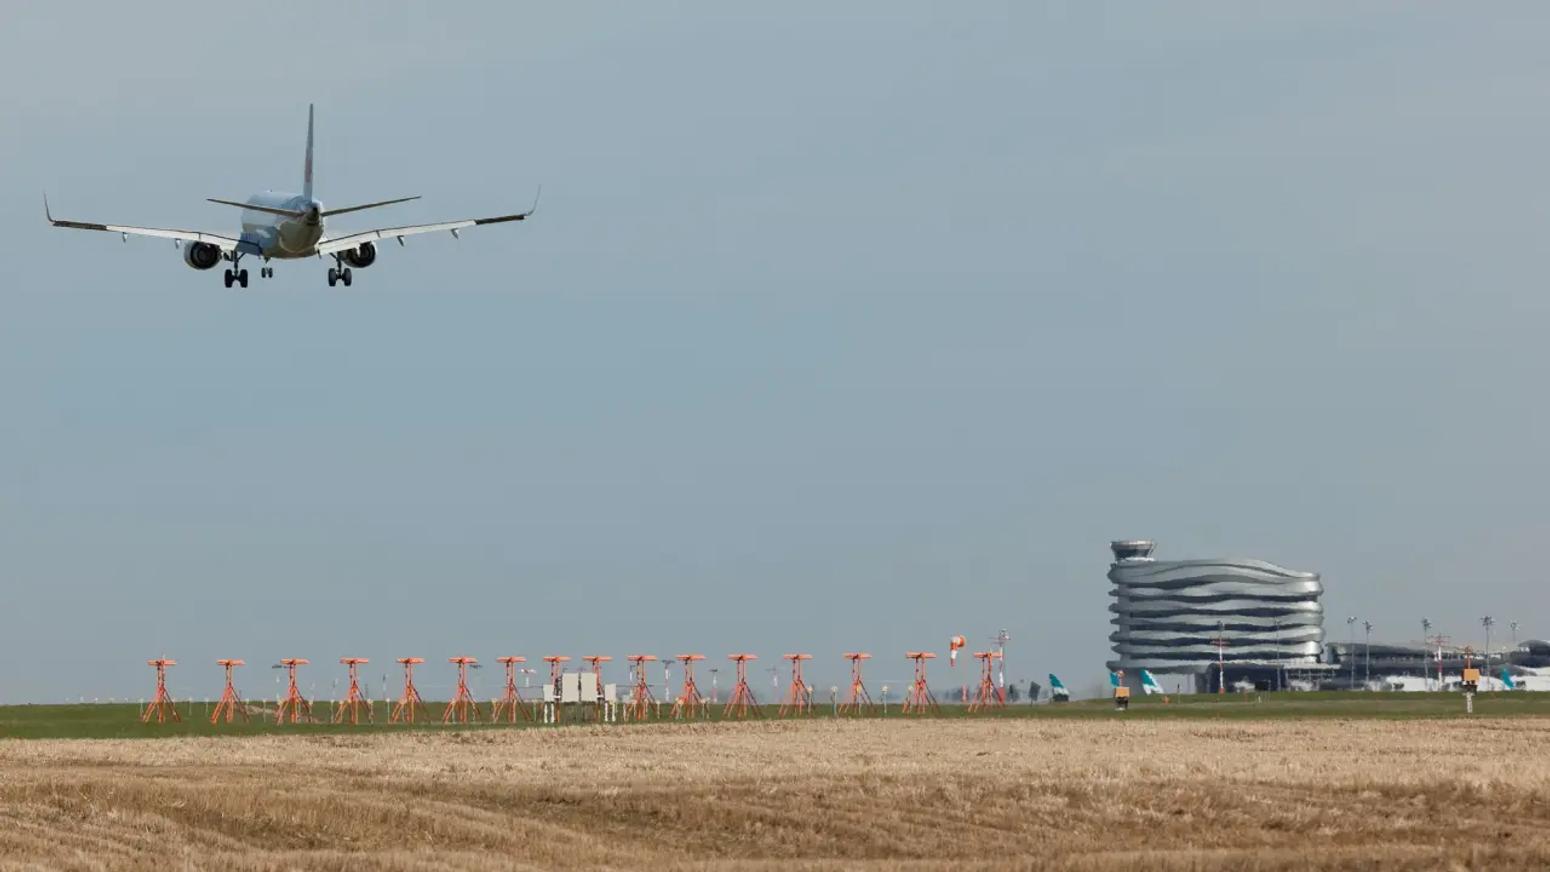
949;634;966;666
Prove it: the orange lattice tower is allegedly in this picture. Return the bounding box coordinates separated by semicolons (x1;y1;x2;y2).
625;655;657;720
333;657;372;724
778;654;814;716
968;651;1005;712
390;657;429;723
670;654;707;719
491;656;531;722
902;652;940;714
544;655;571;692
443;657;483;724
141;658;180;723
723;654;762;718
583;655;613;718
275;658;313;724
839;652;875;715
211;659;247;724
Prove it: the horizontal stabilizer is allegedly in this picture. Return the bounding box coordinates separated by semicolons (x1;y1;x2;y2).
321;196;420;218
207;198;306;219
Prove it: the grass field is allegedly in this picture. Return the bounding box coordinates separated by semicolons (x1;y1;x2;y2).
3;696;1550;869
3;691;1548;739
3;713;1550;869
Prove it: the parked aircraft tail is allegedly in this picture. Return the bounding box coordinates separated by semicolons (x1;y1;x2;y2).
1140;669;1164;695
1048;673;1069;698
1501;668;1517;690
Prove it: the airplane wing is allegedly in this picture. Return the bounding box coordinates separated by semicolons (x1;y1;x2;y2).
45;197;241;250
315;194;538;255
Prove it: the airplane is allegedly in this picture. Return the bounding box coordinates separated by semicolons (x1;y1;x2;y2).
45;105;537;288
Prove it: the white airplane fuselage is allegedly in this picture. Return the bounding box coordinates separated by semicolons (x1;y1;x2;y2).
241;192;325;259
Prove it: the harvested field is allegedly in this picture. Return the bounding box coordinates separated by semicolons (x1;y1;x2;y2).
3;718;1549;870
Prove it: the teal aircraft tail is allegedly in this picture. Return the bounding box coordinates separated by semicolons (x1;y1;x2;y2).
1501;668;1517;690
1108;671;1121;688
1048;673;1069;698
1140;669;1164;695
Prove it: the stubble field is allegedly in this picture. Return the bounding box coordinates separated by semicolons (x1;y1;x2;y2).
3;717;1548;870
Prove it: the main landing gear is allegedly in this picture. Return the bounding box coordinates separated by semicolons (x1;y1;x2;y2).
223;252;249;288
259;265;274;278
326;254;353;287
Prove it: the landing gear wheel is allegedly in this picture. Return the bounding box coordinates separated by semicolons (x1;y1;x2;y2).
327;267;338;287
238;269;249;288
341;268;353;287
224;269;234;288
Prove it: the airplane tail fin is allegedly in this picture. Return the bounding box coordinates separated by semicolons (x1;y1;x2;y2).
1501;668;1517;690
1047;673;1068;696
1140;669;1164;695
1109;671;1121;688
303;104;315;200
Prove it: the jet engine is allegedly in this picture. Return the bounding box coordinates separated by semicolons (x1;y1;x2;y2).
182;241;222;271
340;241;377;269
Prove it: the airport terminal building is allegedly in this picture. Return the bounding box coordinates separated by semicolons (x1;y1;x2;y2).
1107;540;1329;692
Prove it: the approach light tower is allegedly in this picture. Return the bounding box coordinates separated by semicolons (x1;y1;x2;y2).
275;659;313;724
492;656;531;723
333;658;372;724
671;654;707;719
625;655;657;720
777;654;813;717
723;654;762;718
839;652;875;715
141;659;180;724
390;657;429;724
902;652;940;714
443;657;483;724
211;659;247;724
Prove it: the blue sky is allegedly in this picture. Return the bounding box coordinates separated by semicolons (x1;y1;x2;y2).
2;4;1549;701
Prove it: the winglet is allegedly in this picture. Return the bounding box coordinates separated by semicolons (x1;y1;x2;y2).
527;185;542;216
43;192;53;224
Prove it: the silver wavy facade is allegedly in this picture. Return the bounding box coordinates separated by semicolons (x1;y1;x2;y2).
1107;540;1324;675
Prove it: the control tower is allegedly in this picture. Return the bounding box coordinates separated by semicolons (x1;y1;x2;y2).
1108;540;1325;692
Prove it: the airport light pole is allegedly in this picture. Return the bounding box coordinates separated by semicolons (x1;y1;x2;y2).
1272;616;1282;692
1363;621;1373;686
1481;617;1494;670
1212;621;1228;694
995;629;1010;690
1421;619;1432;688
1511;620;1519;655
1347;616;1357;688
